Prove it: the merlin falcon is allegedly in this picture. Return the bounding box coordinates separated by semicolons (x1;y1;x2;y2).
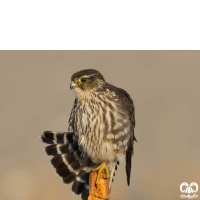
39;69;136;200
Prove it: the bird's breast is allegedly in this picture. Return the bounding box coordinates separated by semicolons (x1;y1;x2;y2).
74;92;131;163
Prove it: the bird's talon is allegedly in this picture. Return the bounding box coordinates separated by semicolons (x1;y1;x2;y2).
93;162;109;185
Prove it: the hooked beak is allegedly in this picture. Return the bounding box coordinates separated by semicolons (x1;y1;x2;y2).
70;82;77;90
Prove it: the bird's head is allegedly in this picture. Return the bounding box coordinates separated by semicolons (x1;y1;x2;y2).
70;69;105;97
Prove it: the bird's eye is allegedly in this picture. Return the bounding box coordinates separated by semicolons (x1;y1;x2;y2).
80;78;87;83
81;78;86;82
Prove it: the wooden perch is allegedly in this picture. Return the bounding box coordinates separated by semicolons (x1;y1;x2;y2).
88;168;110;200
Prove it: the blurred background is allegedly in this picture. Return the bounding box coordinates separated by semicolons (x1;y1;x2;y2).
0;51;200;200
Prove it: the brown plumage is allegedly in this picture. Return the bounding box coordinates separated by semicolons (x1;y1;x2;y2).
40;69;136;200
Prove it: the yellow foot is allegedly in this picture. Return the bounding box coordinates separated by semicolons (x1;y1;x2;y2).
93;162;109;185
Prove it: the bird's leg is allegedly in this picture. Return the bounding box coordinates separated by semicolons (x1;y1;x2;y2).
93;162;109;185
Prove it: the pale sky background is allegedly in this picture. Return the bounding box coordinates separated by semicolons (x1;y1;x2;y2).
0;51;199;200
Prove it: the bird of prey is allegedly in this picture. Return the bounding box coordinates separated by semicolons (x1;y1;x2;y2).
39;69;136;200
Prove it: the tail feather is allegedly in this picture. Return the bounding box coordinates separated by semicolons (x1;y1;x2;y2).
72;170;90;199
72;180;85;195
50;154;76;168
81;187;89;200
44;144;69;156
63;173;76;184
68;142;79;152
73;149;82;161
39;135;60;144
39;131;74;144
42;131;64;141
56;166;72;177
39;131;92;200
69;161;82;172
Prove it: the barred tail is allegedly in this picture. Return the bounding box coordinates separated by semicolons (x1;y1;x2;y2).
39;131;93;200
